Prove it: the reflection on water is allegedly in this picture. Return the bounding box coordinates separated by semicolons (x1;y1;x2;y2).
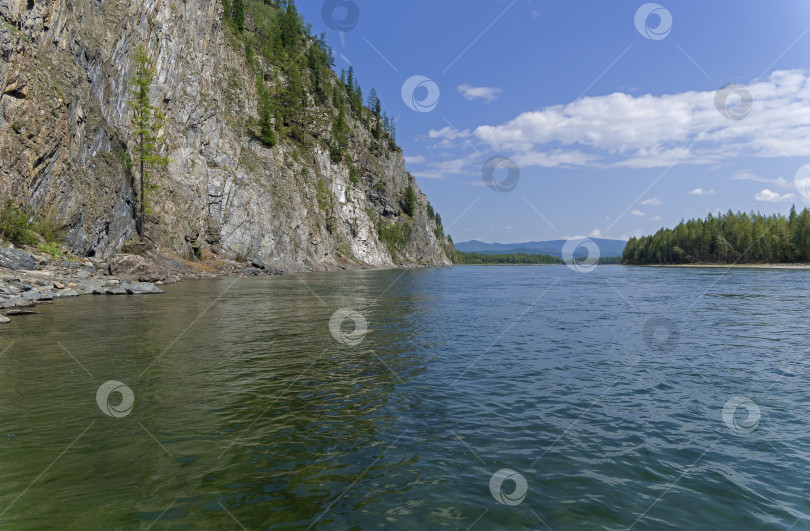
0;266;809;529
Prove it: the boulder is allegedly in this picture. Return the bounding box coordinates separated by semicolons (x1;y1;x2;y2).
0;248;37;271
108;255;168;283
0;315;9;324
106;287;128;295
57;289;79;298
250;259;285;275
22;290;52;301
124;282;164;295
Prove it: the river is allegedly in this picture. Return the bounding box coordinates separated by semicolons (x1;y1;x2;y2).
0;265;808;529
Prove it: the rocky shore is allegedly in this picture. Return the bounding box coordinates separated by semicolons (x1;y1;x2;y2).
0;245;287;326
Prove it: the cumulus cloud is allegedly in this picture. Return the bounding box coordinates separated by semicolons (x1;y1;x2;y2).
589;228;602;238
472;70;810;168
651;216;663;221
631;210;646;217
754;188;795;202
458;84;503;103
405;155;425;164
640;197;662;206
690;188;715;195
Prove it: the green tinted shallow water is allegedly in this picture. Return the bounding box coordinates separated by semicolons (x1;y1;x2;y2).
1;266;809;529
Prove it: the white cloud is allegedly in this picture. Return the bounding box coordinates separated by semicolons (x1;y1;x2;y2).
410;171;447;180
631;210;646;217
690;188;715;195
412;154;478;180
651;216;662;221
472;70;810;168
640;197;662;206
428;127;471;141
405;155;426;164
426;127;474;149
589;228;602;238
435;158;469;174
754;188;796;202
511;150;597;168
458;84;503;103
731;170;791;189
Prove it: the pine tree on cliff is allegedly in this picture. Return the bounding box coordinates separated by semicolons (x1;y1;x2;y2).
127;44;168;241
233;0;245;32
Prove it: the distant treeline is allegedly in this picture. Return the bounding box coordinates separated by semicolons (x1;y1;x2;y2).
623;207;810;264
452;251;623;265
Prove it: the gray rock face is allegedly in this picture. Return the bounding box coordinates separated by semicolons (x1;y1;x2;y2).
0;0;452;270
0;248;37;271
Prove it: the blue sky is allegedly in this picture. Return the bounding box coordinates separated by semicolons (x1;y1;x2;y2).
298;0;810;243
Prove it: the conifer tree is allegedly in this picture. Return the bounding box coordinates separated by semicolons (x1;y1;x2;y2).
233;0;244;32
127;44;168;240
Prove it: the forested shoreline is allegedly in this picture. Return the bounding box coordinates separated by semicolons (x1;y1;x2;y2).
623;207;810;264
453;252;623;265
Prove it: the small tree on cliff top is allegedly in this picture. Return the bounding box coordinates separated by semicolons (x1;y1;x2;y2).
127;44;168;240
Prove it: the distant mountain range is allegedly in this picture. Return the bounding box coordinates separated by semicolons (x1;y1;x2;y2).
454;238;628;258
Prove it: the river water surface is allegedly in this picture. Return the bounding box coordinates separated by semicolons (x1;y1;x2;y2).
1;266;809;529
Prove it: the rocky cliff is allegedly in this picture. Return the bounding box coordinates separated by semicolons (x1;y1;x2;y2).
0;0;452;270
